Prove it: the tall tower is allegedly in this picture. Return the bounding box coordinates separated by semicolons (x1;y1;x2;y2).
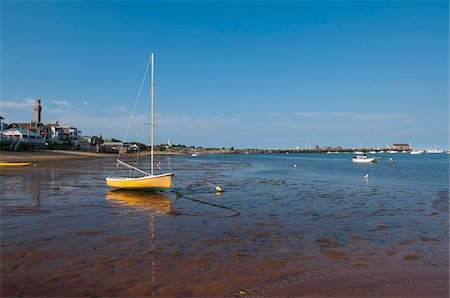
34;98;42;123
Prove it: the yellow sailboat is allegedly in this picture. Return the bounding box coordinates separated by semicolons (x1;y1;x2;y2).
0;161;32;167
105;53;174;191
106;170;174;191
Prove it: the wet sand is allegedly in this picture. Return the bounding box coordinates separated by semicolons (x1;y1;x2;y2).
0;150;185;162
267;268;448;297
1;154;448;297
0;150;112;162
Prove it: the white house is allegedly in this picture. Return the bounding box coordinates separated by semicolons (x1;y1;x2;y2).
47;124;82;145
1;128;45;150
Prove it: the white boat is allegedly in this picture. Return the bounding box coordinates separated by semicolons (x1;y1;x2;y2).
426;149;445;154
352;153;379;163
410;150;424;155
105;53;174;191
426;145;444;154
190;153;198;157
367;151;377;154
387;150;398;154
353;151;364;155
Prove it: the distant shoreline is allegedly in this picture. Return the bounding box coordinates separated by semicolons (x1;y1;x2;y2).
2;148;447;162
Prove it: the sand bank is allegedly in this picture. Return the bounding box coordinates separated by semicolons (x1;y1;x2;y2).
0;150;113;162
0;150;186;162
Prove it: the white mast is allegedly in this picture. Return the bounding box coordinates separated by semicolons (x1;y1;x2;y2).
151;52;155;175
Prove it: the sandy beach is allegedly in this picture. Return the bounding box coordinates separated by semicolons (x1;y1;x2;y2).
0;150;186;162
0;150;112;162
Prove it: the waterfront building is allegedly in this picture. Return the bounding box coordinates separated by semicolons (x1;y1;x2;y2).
1;127;45;151
0;99;83;151
103;141;125;153
388;144;411;151
45;122;82;145
4;99;45;134
83;136;95;144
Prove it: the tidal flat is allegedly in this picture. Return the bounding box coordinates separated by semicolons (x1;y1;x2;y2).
1;153;448;296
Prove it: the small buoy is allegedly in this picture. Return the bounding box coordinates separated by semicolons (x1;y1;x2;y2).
293;164;297;168
206;181;224;192
389;158;395;164
364;174;369;179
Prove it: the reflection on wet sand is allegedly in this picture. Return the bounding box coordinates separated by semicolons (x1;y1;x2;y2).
106;190;172;214
106;190;172;298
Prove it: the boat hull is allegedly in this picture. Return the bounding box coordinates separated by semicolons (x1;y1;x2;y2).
105;173;174;191
352;158;378;163
410;150;424;155
0;162;32;167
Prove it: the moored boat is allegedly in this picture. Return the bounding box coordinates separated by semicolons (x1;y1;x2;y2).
0;161;32;167
426;149;445;154
106;172;174;191
105;53;173;191
426;145;444;154
410;150;424;155
352;154;379;163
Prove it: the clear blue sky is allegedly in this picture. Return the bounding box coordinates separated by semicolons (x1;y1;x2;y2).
1;0;448;149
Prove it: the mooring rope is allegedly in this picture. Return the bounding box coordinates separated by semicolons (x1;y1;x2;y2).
166;188;240;218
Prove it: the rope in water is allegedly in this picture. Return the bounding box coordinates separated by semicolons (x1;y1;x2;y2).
167;188;240;218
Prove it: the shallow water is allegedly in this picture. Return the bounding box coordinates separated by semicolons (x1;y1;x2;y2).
1;153;448;296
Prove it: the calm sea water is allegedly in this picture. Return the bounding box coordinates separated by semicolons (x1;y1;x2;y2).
1;153;448;296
